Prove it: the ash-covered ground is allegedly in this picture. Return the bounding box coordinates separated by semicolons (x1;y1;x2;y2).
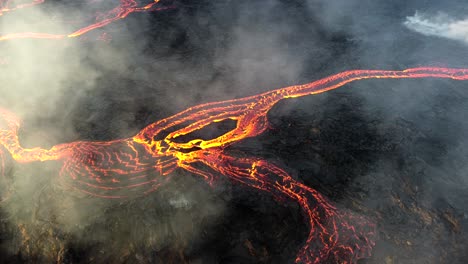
1;0;468;263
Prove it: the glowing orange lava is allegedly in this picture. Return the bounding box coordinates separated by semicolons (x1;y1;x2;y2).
0;0;44;16
0;0;171;41
1;67;467;263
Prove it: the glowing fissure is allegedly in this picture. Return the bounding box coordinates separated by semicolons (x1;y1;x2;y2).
0;67;467;263
0;0;170;41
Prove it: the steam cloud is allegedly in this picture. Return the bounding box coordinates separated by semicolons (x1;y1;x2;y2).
405;12;468;45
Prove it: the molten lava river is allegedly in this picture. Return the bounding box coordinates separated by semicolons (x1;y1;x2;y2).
1;0;468;263
0;66;467;263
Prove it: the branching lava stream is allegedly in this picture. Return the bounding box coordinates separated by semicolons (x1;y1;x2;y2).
0;0;171;41
1;67;468;263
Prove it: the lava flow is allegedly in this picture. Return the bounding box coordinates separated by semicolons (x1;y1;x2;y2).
0;0;171;41
1;67;468;263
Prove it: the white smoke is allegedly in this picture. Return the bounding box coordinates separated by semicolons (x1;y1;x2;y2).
404;11;468;45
